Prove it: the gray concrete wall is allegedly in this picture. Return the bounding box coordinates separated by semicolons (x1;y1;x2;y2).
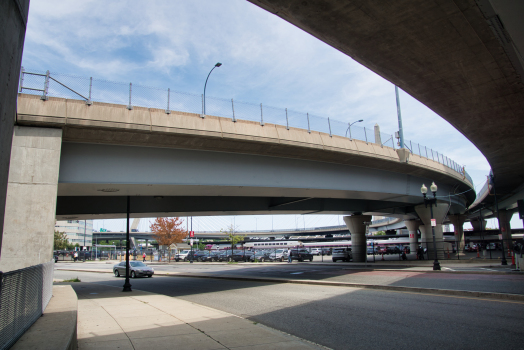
0;0;30;259
0;126;63;272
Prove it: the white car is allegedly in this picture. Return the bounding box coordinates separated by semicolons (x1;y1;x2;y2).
177;250;191;260
332;248;352;262
310;248;322;256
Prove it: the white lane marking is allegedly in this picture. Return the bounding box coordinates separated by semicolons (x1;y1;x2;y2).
290;272;304;275
442;267;455;271
480;268;497;271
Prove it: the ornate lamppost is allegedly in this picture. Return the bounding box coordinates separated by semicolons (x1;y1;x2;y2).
421;182;441;271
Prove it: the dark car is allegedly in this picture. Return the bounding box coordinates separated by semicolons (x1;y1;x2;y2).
185;250;210;262
290;249;313;262
250;250;271;262
230;250;253;262
113;261;154;278
321;248;332;256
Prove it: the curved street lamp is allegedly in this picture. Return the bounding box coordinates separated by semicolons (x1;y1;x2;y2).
345;119;364;139
203;62;222;116
421;182;441;270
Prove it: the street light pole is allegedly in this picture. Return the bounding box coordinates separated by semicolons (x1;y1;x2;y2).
421;182;441;271
123;196;132;292
83;220;86;262
190;216;193;264
490;174;508;265
345;119;364;139
203;62;222;116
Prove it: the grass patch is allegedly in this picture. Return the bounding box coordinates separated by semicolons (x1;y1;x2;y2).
63;277;81;282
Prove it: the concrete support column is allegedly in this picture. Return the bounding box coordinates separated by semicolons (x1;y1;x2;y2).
498;210;513;250
0;126;62;271
404;220;420;253
415;202;450;260
419;225;428;256
145;239;149;250
470;219;487;232
449;214;466;253
343;215;371;262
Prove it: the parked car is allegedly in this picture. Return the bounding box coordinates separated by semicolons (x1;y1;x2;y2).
184;250;209;262
230;250;253;262
332;248;352;262
289;249;313;262
177;250;191;260
268;249;288;262
207;250;223;262
321;248;332;256
113;261;154;278
310;248;322;256
250;250;271;262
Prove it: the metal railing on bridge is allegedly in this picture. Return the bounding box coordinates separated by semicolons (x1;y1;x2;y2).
18;68;473;185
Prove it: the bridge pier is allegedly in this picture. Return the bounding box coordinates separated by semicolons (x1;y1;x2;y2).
415;202;450;260
0;126;62;271
470;218;487;231
343;215;371;262
498;210;513;250
449;214;466;253
404;220;420;253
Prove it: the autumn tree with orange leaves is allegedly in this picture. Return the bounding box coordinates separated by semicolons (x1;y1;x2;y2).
150;217;186;262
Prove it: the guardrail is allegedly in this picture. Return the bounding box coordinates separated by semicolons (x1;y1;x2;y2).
0;260;54;350
18;68;473;185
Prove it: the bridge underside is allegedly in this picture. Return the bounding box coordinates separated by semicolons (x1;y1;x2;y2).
248;0;524;206
56;142;468;219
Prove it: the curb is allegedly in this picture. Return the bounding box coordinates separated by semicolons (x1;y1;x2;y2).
56;268;524;302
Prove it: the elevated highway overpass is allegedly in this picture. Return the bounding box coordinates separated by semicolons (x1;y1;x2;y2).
15;93;473;221
0;92;473;268
247;0;524;260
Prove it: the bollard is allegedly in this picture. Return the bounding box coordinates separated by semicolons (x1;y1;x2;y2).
477;247;480;258
447;247;450;259
511;251;515;267
381;253;384;261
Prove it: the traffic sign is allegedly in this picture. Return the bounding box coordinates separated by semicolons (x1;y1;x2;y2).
431;219;436;227
189;231;195;238
190;239;193;246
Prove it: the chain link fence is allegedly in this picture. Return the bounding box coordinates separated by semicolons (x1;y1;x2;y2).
0;260;54;350
18;68;472;185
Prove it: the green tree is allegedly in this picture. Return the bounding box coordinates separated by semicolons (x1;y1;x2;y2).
54;230;73;250
197;242;206;250
220;225;245;250
374;231;386;236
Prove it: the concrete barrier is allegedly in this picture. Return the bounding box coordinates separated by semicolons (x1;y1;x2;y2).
12;285;77;350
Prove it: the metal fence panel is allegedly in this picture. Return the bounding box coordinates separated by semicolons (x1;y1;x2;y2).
17;68;473;185
0;260;54;350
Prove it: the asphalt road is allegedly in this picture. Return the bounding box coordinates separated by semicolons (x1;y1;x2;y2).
55;269;524;350
57;261;524;295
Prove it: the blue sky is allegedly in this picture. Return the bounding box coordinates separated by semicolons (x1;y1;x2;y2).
22;0;514;231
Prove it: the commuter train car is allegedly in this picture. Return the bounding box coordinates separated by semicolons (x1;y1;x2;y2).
244;241;303;249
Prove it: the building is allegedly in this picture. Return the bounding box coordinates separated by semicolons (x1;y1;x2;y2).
55;220;93;249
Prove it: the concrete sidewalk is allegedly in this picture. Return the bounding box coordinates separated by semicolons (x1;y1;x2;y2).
68;282;325;350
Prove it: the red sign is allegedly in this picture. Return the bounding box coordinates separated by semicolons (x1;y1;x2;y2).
409;233;414;238
189;231;195;238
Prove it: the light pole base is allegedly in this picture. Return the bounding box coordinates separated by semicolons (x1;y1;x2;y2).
501;260;508;266
123;281;132;292
433;260;441;271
